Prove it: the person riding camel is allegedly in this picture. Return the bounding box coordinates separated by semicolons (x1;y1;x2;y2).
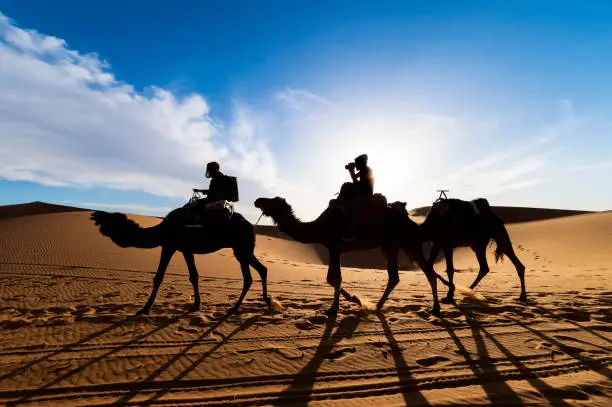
346;153;374;200
191;161;239;223
342;154;375;241
193;161;226;204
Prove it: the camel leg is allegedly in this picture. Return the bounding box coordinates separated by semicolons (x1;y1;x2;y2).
182;252;201;312
377;247;400;312
138;246;176;315
404;245;441;317
227;255;253;315
250;255;272;307
324;250;342;316
469;244;490;290
441;246;456;303
427;242;441;269
508;251;527;302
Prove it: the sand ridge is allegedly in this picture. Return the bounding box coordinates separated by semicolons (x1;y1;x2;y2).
0;204;610;406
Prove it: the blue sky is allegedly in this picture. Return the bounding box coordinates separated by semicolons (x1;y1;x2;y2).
1;1;611;222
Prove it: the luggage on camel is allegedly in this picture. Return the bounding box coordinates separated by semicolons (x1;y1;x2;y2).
186;193;235;228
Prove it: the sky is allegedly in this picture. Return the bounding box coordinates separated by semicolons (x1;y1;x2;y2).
1;1;611;223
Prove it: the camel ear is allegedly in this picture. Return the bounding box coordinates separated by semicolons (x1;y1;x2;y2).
401;202;407;208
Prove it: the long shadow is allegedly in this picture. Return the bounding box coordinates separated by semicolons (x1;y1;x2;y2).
271;313;360;406
508;316;612;381
529;303;612;345
377;313;429;405
139;314;262;406
455;302;575;406
476;322;578;406
0;315;136;383
108;313;231;406
9;314;184;406
441;318;525;405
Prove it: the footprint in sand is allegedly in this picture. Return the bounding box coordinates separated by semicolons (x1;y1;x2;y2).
272;346;304;360
416;355;451;367
177;325;200;334
557;310;591;322
295;314;328;330
324;346;356;360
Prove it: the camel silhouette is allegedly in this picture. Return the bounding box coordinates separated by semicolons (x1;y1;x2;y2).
254;186;449;317
90;206;271;315
417;197;526;302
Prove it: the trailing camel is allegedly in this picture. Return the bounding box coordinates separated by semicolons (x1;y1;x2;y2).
414;197;526;302
90;205;271;315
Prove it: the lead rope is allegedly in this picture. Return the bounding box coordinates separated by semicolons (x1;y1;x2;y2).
255;210;280;233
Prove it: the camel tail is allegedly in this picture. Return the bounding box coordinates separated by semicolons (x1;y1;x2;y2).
475;198;509;264
489;215;512;264
90;211;163;249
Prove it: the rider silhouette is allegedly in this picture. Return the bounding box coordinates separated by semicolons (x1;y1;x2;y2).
193;161;226;205
192;162;237;223
346;154;374;199
342;154;374;241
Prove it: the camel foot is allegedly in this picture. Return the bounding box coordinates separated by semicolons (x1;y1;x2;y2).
324;307;338;316
226;306;239;315
188;303;200;313
441;296;455;304
429;307;442;318
136;308;150;316
263;296;272;307
518;294;528;303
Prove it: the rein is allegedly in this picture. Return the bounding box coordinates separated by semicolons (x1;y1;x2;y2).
254;210;280;233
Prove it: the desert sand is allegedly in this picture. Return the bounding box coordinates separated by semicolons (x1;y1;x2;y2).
0;202;610;406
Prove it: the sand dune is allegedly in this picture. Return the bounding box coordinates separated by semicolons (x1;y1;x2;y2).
0;203;610;406
0;201;86;220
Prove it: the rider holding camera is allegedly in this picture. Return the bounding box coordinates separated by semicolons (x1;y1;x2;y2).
346;154;374;199
341;154;374;241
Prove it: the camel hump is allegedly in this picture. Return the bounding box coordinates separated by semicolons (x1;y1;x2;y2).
471;198;491;215
372;193;388;206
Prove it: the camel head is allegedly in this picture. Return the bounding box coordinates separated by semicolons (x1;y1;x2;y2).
389;201;408;215
254;197;293;220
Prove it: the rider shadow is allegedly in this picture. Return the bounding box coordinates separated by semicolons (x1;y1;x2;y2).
271;313;360;406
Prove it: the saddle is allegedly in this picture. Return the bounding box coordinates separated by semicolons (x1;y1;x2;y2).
185;199;234;228
329;183;388;239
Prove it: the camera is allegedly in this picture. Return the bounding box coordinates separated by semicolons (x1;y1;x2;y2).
345;162;355;170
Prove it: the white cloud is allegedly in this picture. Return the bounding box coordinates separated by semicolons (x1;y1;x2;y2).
275;87;332;112
0;12;280;206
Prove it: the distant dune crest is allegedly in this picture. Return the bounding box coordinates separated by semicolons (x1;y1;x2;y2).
0;201;87;220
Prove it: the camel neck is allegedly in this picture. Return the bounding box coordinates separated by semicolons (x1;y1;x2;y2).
274;211;321;244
